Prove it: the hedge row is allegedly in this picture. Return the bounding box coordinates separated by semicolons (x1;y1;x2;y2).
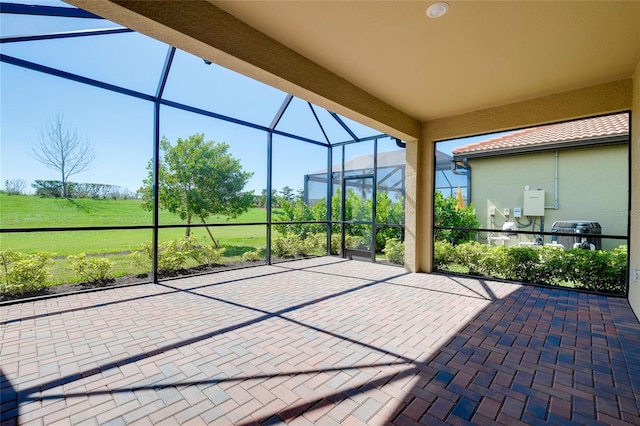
1;234;406;297
0;250;118;296
271;232;363;258
271;233;405;265
0;236;229;296
434;241;628;295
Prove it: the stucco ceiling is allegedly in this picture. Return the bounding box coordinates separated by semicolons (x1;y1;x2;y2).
68;0;640;132
209;0;640;121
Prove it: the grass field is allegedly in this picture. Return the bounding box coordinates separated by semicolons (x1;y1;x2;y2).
0;194;268;228
0;194;274;287
0;194;268;255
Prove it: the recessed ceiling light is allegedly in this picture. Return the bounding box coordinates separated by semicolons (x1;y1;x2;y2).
426;2;449;18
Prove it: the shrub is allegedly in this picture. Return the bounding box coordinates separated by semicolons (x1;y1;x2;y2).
383;238;404;264
4;179;26;195
497;246;542;283
435;242;628;295
433;241;455;268
128;251;146;272
536;246;567;285
329;234;365;255
301;233;327;256
564;245;627;294
272;233;303;258
374;193;404;251
434;190;480;244
0;250;52;295
68;253;113;282
32;180;63;198
130;237;196;274
453;242;492;275
242;249;264;262
157;239;192;273
345;235;365;250
272;232;341;258
190;239;226;267
274;191;404;253
330;234;341;255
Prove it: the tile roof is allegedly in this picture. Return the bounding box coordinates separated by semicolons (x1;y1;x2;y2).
452;113;629;155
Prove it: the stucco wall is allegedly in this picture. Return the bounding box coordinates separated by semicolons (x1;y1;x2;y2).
629;63;640;318
470;151;556;236
468;144;629;250
403;139;420;272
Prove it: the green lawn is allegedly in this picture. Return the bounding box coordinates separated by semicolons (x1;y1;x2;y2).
1;194;149;227
0;194;276;289
0;194;267;228
0;194;268;255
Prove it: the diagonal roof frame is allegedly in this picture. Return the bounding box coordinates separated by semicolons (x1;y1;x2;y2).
0;1;392;149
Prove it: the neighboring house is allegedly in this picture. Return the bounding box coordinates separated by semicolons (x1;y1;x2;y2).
452;113;629;250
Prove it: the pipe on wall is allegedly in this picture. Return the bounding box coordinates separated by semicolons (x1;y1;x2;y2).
451;157;471;203
545;150;559;209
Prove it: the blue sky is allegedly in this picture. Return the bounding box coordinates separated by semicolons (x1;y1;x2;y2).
0;3;393;196
0;1;490;196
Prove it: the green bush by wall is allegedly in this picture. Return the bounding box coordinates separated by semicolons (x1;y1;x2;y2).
434;241;628;295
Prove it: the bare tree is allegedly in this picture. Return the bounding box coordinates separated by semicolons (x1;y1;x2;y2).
31;115;94;198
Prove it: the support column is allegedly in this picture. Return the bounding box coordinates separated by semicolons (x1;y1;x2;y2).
404;125;436;273
628;61;640;318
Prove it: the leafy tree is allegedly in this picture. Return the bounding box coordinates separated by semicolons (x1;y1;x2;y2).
280;186;296;204
32;180;64;198
434;190;480;244
256;188;278;207
140;134;254;247
374;192;404;249
273;197;326;237
274;188;405;252
31;115;94;198
336;189;404;251
255;189;268;207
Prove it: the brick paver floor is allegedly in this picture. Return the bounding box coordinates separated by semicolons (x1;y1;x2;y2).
1;257;639;425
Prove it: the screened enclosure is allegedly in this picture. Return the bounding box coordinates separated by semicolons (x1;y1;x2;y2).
0;1;407;299
432;114;631;296
434;149;468;201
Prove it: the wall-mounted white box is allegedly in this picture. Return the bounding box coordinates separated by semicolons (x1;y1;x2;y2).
523;190;545;216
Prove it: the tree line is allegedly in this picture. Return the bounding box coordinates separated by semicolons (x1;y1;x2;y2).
35;180;139;199
2;179;139;199
253;186;304;208
3;177;305;207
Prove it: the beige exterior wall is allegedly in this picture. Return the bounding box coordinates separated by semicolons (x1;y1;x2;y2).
557;145;629;248
470;151;555;236
629;62;640;318
468;144;629;251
